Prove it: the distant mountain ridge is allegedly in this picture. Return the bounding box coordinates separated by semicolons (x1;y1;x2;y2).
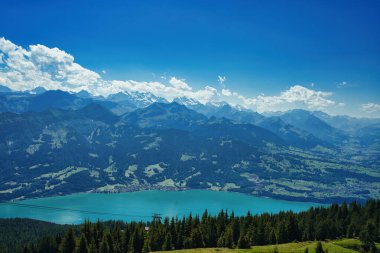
0;97;379;203
0;88;379;203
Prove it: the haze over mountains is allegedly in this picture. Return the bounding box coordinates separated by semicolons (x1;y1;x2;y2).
0;87;379;203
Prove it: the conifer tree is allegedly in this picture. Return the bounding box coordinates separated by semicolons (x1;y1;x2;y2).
237;234;250;249
359;220;377;253
142;239;150;253
162;232;173;251
59;228;76;253
128;231;141;253
99;235;109;253
76;234;88;253
37;236;57;253
88;239;98;253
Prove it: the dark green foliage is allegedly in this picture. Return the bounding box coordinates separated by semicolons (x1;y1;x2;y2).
162;233;173;251
237;234;250;249
1;200;379;253
59;228;76;253
88;240;98;253
360;220;377;253
76;234;88;253
99;234;109;253
0;218;72;253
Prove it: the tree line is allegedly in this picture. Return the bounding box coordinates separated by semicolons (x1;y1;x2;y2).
1;199;379;253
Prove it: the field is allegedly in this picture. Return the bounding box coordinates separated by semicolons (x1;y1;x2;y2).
157;239;380;253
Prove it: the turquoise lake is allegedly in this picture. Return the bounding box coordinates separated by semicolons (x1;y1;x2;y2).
0;190;322;224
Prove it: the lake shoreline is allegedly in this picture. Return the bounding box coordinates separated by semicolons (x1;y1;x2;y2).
7;184;365;205
0;189;324;224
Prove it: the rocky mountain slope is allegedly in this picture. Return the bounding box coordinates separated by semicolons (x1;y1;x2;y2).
0;89;379;203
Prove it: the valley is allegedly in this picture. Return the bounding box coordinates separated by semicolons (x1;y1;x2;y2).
0;89;379;203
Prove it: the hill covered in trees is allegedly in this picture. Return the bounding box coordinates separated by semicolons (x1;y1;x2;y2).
1;90;380;204
0;200;378;253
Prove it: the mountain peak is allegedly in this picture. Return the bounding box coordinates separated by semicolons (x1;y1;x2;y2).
76;90;92;98
107;90;167;108
77;103;118;124
30;86;47;95
173;96;201;106
122;101;207;130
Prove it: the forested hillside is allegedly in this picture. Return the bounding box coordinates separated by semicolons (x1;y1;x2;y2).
1;200;378;253
1;100;379;203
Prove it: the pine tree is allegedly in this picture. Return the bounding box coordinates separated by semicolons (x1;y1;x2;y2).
162;232;173;251
129;231;140;253
122;226;131;253
276;221;287;244
269;229;276;245
237;234;250;249
88;239;98;253
216;233;225;248
223;227;234;248
359;220;377;253
59;228;76;253
37;236;57;253
142;239;150;253
190;228;204;248
81;220;92;243
99;235;109;253
105;233;114;253
76;234;88;253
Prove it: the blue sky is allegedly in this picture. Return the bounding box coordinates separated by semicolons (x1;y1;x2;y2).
1;0;380;117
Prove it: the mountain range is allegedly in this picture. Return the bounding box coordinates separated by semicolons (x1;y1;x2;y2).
0;88;379;203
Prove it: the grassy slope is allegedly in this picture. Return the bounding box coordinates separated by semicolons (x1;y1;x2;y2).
157;239;380;253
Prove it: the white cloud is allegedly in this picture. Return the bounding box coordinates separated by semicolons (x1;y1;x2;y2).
221;89;232;96
0;37;218;103
337;81;351;88
361;103;380;113
222;85;336;113
169;77;192;91
218;75;226;85
0;37;101;92
0;37;343;113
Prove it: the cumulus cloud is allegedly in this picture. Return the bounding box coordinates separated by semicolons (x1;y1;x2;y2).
0;38;101;92
223;85;336;113
361;103;380;113
0;37;218;102
0;37;342;112
221;89;232;96
169;77;192;91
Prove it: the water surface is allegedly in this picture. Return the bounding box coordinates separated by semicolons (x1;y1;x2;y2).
0;190;322;224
